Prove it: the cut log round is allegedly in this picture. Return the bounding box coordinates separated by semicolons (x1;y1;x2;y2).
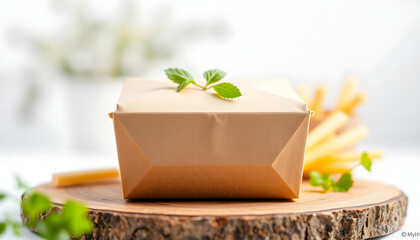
22;179;407;240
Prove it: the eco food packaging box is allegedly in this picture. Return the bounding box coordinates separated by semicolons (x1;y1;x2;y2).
110;78;311;199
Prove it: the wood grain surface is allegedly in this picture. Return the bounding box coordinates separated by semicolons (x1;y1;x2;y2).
23;179;407;240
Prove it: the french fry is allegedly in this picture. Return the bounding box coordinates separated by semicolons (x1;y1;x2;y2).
52;168;119;186
334;77;359;112
303;149;383;174
296;84;312;104
306;111;349;150
342;92;368;114
310;84;327;118
304;125;369;168
304;160;358;176
320;160;357;172
299;77;380;179
309;132;336;151
332;149;383;162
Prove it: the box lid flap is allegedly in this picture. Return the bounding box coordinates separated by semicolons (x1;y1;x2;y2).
115;78;308;113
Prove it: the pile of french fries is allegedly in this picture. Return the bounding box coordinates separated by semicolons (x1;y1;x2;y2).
298;77;383;178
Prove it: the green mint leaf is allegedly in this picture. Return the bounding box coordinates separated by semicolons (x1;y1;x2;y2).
38;212;69;240
165;68;241;99
177;80;192;92
164;68;193;84
321;173;334;191
0;193;5;202
309;171;323;186
332;173;354;192
203;69;226;86
361;152;372;172
309;171;333;191
212;82;242;99
22;192;52;226
0;223;6;234
62;200;93;237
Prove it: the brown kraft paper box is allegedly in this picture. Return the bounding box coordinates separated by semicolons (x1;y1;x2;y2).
110;78;311;199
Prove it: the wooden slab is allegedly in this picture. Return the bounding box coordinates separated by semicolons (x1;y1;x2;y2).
23;179;407;240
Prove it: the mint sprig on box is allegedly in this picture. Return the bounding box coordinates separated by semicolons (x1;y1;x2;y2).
165;68;242;99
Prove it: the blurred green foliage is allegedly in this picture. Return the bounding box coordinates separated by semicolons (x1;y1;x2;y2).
0;177;93;239
31;0;226;79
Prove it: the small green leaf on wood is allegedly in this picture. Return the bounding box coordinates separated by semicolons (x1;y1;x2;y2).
310;150;373;193
309;171;334;191
309;171;324;186
332;173;354;192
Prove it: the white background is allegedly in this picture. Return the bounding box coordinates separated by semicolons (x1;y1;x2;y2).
0;0;419;239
